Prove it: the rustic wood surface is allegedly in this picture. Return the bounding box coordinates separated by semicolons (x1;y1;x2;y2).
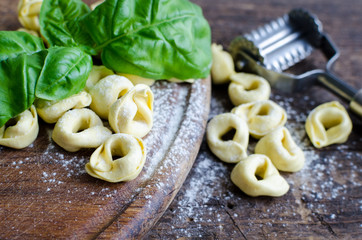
0;1;211;239
1;0;361;239
145;0;362;239
0;77;211;239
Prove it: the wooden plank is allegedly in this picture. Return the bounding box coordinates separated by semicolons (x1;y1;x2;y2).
146;0;362;239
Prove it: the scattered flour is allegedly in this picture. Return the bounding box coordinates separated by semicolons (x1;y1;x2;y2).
2;78;361;238
146;89;362;238
1;79;209;203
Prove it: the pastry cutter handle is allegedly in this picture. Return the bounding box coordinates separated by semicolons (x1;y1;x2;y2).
317;71;362;118
315;33;362;118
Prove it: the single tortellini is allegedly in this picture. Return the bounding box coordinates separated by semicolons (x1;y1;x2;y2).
85;133;146;183
109;84;154;138
255;127;305;172
35;91;92;123
206;113;249;163
52;109;112;152
211;43;235;84
232;100;287;139
231;154;290;197
89;75;134;119
118;73;155;86
17;0;43;31
85;65;114;91
228;72;271;106
0;105;39;149
305;101;352;148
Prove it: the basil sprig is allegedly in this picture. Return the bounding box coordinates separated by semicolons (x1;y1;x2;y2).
40;0;212;80
0;0;211;127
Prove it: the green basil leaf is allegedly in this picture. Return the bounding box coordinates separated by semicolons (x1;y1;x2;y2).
0;51;46;127
0;31;45;61
82;0;212;80
36;47;92;101
39;0;94;52
0;32;92;126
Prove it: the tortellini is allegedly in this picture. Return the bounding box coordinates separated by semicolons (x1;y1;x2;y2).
52;109;112;152
118;73;155;86
0;105;39;149
255;127;305;172
85;65;114;91
35;91;92;123
228;73;271;106
89;75;134;119
109;84;154;138
232;100;287;139
17;0;42;31
211;43;235;84
85;133;146;183
305;101;352;148
231;154;290;197
206;113;249;163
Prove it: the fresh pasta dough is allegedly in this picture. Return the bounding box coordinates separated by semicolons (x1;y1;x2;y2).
109;84;154;138
305;101;352;148
228;72;271;106
231;154;290;197
52;109;112;152
0;105;39;149
206;113;249;163
255;127;305;172
35;91;92;123
117;73;155;86
211;43;235;84
85;133;146;183
85;65;114;91
89;75;134;119
232;100;287;139
17;0;42;31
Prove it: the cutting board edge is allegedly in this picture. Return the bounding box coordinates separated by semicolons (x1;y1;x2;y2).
96;77;211;239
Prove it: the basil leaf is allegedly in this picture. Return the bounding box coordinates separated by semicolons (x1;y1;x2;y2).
36;47;93;101
40;0;94;52
0;31;45;61
0;31;92;126
82;0;212;80
0;51;47;127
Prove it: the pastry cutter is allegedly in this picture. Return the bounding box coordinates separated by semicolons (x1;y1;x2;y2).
229;8;362;118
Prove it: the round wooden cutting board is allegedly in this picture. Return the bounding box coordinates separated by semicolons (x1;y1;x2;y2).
0;1;211;239
0;78;211;239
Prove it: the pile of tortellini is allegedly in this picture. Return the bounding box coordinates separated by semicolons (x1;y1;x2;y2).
207;43;353;197
0;64;155;183
0;0;157;183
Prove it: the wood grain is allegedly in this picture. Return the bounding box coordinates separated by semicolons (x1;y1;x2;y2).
0;77;211;239
145;0;362;239
0;1;211;239
1;0;362;239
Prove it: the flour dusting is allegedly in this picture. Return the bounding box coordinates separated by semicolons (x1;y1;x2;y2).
147;89;362;239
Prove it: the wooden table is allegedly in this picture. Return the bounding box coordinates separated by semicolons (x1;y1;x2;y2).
145;0;362;239
1;0;361;239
